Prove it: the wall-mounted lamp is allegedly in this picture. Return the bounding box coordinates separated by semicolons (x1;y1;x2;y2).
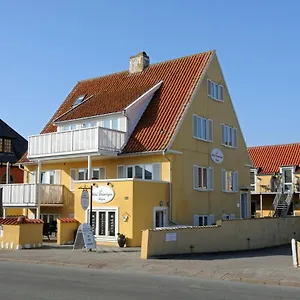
107;182;114;188
122;213;129;222
159;200;164;207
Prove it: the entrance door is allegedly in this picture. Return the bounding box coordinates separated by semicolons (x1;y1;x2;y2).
240;193;249;219
154;207;168;228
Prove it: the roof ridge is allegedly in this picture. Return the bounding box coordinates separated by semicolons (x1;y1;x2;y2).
78;50;216;83
248;142;300;149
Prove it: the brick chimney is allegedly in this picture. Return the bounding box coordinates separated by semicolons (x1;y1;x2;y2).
129;52;149;74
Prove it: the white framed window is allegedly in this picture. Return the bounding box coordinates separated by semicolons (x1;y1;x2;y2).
221;124;237;148
70;167;106;191
222;169;238;192
193;165;214;191
280;167;294;192
250;169;257;191
207;79;224;101
153;207;168;228
82;122;97;129
117;163;161;181
103;118;119;130
193;214;214;226
40;214;60;224
193;115;213;142
61;124;77;131
87;208;118;240
40;170;61;184
222;214;235;220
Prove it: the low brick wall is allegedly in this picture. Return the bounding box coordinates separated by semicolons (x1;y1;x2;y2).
141;217;300;259
0;217;43;250
57;218;79;245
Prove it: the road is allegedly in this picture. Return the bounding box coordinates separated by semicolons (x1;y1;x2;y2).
0;261;298;300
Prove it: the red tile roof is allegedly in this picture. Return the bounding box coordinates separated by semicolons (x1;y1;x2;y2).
248;143;300;174
58;218;79;223
0;217;43;225
19;50;214;162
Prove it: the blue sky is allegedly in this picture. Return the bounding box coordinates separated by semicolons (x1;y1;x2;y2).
0;0;299;146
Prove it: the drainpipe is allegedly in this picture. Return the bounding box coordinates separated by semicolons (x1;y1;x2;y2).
36;160;41;219
163;150;177;225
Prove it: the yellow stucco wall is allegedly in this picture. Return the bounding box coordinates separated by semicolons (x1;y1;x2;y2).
19;224;43;246
170;54;251;223
0;225;20;246
57;219;79;245
141;217;300;258
6;208;24;216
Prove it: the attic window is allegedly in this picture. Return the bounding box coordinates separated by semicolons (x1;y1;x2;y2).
72;95;85;107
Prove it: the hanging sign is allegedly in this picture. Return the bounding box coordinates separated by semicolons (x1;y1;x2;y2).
211;148;224;164
92;186;115;204
73;223;96;251
81;190;89;210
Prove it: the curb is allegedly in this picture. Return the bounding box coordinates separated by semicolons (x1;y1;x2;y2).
0;257;299;288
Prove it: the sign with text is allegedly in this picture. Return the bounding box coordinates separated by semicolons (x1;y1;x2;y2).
81;190;89;210
165;232;177;242
92;186;115;204
210;148;224;164
73;223;96;251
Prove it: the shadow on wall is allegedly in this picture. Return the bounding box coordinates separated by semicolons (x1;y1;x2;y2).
156;244;292;261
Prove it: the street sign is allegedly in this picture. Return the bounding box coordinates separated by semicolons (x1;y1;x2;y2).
73;223;96;251
81;190;89;210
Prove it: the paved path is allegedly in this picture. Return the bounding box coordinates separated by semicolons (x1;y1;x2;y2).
1;261;299;300
0;244;300;288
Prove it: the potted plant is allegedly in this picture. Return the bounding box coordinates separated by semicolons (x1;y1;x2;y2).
117;233;126;248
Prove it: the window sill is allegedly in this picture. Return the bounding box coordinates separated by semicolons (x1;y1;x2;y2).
194;188;212;192
193;136;212;143
221;144;237;149
208;95;224;102
222;190;238;193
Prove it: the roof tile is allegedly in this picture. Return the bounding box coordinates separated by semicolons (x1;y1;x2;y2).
248;143;300;174
0;217;43;225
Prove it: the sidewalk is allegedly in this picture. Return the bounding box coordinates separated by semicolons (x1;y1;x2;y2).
0;244;299;288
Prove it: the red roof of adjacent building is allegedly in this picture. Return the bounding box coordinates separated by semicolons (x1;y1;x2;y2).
19;50;214;162
58;218;79;223
248;143;300;175
0;217;43;225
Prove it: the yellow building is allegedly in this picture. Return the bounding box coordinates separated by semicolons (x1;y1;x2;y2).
248;143;300;217
1;50;251;246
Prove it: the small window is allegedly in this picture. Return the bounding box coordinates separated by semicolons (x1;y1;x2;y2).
112;118;118;130
207;79;224;101
193;166;214;191
104;119;110;129
194;214;214;226
0;138;12;153
221;124;237;148
117;163;161;181
193;115;213;142
222;169;238;192
250;169;256;191
72;95;85;107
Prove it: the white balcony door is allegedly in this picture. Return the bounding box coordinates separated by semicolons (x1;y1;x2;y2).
240;192;249;219
40;170;61;184
281;168;293;192
153;207;168;228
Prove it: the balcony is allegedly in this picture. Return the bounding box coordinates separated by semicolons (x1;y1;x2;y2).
0;184;73;207
251;183;300;194
28;127;127;159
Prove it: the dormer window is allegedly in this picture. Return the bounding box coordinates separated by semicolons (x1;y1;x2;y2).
0;138;12;153
72;95;85;107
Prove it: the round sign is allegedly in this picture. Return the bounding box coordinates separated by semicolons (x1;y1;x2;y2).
81;190;89;210
92;186;115;204
211;148;224;164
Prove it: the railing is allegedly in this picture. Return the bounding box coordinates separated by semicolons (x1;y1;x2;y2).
0;184;65;206
252;183;300;194
28;127;126;159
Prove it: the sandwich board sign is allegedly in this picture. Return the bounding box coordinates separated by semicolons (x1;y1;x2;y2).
73;223;96;251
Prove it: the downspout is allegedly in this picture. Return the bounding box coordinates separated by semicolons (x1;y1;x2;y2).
163;150;177;225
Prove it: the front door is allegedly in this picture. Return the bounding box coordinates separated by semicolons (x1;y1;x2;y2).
240;192;249;219
154;207;168;228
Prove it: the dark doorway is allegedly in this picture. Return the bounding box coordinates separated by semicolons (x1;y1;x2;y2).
251;201;256;218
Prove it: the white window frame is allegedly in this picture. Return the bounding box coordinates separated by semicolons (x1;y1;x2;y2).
40;170;60;184
250;169;257;192
193;115;213;142
40;214;60;224
117;163;161;181
207;79;224;102
222;169;239;193
280;167;294;193
221;124;237;148
153;207;168;228
103;117;120;130
193;214;214;226
193;165;214;191
86;207;119;242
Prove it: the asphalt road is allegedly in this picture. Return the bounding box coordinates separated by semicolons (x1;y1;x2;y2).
0;261;299;300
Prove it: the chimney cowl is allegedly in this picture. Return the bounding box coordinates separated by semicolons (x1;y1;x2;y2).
129;52;149;74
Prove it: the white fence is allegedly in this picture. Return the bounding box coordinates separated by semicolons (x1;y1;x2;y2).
28;127;126;158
